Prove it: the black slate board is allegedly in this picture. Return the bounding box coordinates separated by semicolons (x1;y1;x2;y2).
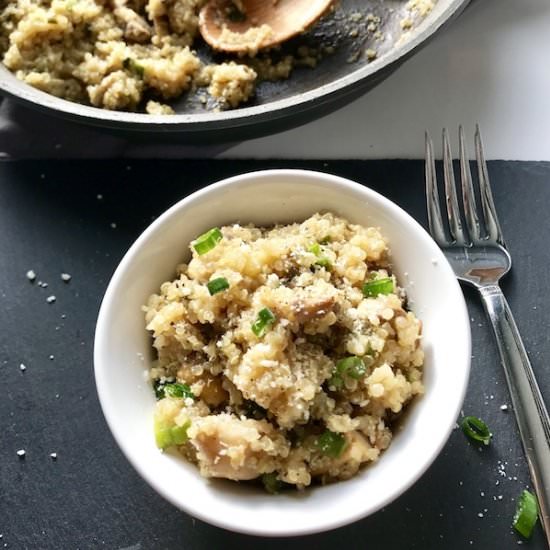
1;160;549;550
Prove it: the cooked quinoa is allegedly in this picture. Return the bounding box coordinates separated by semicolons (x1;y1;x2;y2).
0;0;438;114
144;212;424;490
0;0;322;112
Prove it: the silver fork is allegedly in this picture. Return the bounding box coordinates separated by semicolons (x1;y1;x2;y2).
426;126;550;542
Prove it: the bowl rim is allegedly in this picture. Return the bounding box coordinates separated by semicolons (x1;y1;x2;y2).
94;169;471;536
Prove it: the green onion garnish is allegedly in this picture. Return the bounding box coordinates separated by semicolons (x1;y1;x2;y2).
513;490;539;538
207;277;229;295
308;243;332;270
122;57;145;78
362;277;394;297
309;243;321;255
337;356;366;379
165;383;194;400
316;430;347;458
261;473;283;494
154;418;191;449
319;236;331;245
461;415;492;445
251;307;276;337
328;356;366;389
154;381;195;400
193;227;222;255
328;373;344;390
154;380;165;400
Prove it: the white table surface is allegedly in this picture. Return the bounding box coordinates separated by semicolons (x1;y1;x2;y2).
223;0;550;161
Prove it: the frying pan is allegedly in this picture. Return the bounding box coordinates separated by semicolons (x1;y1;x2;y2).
0;0;470;142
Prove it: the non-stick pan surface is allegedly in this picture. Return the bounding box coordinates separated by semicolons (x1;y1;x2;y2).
0;0;470;142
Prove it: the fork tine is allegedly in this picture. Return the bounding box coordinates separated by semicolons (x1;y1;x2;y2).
442;128;467;244
475;125;505;245
459;125;481;243
425;132;447;245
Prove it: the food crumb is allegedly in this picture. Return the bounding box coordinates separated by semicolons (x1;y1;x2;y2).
110;223;117;229
46;295;56;304
50;453;57;460
19;363;26;371
49;355;54;360
97;194;103;200
16;449;25;458
500;404;508;411
365;48;377;61
38;281;48;288
61;273;71;282
26;270;36;282
477;512;484;518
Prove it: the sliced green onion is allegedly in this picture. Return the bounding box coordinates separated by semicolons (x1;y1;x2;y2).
207;277;229;295
308;243;321;255
308;243;332;270
362;277;394;297
513;490;539;538
261;473;283;494
154;381;195;400
461;415;492;445
328;356;366;388
251;307;276;337
154;420;173;449
319;236;331;245
193;227;222;255
337;356;366;379
164;382;195;400
328;373;344;390
170;423;190;445
315;257;332;269
154;418;191;449
123;57;145;78
153;379;166;400
316;430;347;458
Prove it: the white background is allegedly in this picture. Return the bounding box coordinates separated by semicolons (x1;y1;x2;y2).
223;0;550;160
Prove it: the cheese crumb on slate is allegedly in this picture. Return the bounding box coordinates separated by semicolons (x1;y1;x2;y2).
50;453;57;460
61;273;71;282
26;270;36;281
19;363;26;371
16;449;26;458
46;295;56;304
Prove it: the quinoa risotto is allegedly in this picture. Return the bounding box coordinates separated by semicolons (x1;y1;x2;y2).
144;213;424;491
0;0;325;112
0;0;436;113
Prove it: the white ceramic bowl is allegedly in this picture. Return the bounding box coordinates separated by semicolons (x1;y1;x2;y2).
94;169;471;537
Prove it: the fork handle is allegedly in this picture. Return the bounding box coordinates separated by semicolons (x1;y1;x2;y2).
480;285;550;541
